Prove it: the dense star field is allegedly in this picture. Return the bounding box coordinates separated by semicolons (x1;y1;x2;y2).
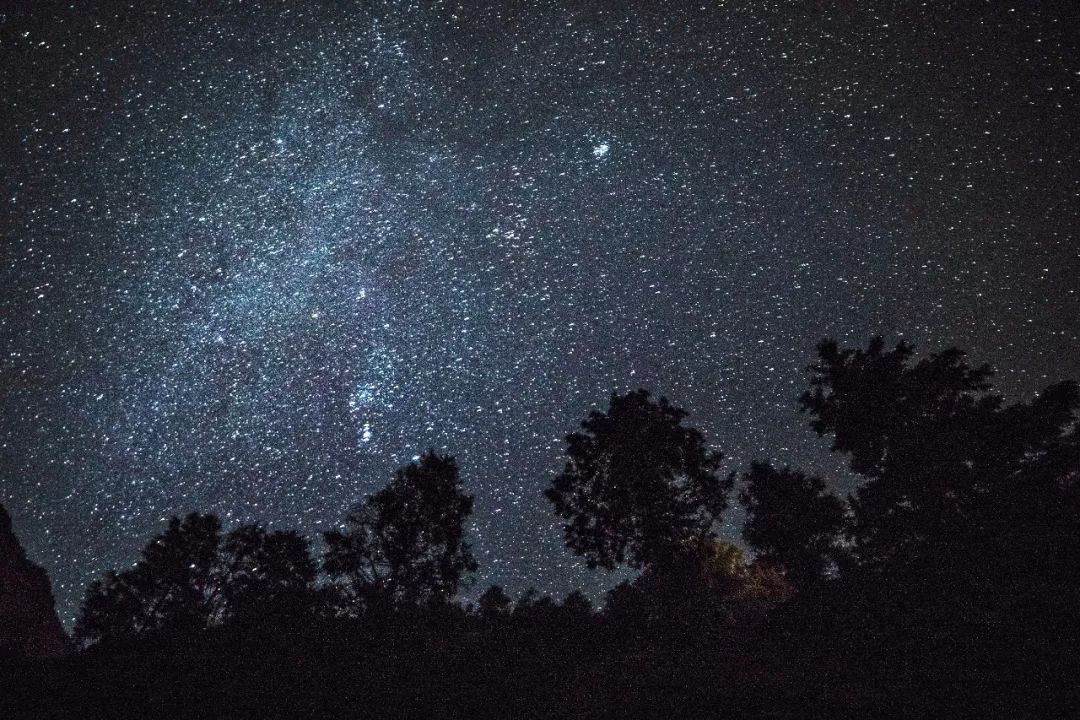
2;1;1077;625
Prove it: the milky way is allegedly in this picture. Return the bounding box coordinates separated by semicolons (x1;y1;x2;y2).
2;1;1078;624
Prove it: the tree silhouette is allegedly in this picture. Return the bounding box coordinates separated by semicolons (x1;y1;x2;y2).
739;462;847;590
603;538;790;633
561;589;594;617
217;524;318;625
323;450;477;609
75;513;221;644
477;584;512;619
799;336;1080;571
511;586;558;623
799;338;998;567
75;514;318;645
545;389;728;570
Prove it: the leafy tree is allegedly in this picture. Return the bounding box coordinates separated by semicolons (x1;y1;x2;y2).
75;514;318;645
748;337;1080;718
603;538;788;630
73;571;145;645
800;336;1080;570
800;337;993;478
545;390;728;570
511;586;555;619
217;524;318;624
739;462;847;589
477;584;512;619
800;338;997;567
324;451;477;609
75;513;221;644
739;560;795;611
561;589;594;617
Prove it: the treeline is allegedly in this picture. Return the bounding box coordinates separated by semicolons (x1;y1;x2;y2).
5;336;1080;719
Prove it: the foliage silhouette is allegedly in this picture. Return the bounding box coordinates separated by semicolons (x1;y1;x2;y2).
323;450;477;610
603;538;790;635
216;523;320;626
738;462;847;590
800;336;1080;577
545;389;728;570
561;588;594;617
74;514;317;645
476;584;512;619
779;336;1080;718
75;513;222;644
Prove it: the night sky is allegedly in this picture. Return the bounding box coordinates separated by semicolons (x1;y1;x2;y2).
2;1;1078;626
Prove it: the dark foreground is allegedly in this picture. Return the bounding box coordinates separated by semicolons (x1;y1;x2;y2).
4;598;1077;720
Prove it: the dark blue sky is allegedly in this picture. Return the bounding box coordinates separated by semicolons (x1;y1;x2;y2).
2;0;1078;625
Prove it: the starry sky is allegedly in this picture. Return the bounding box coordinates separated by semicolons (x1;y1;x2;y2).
2;1;1078;626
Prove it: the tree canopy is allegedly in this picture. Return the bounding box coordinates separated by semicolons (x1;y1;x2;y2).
323;450;477;609
739;462;847;589
800;336;1080;574
545;389;728;570
74;514;316;645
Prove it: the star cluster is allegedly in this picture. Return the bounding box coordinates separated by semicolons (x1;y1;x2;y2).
2;1;1077;624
